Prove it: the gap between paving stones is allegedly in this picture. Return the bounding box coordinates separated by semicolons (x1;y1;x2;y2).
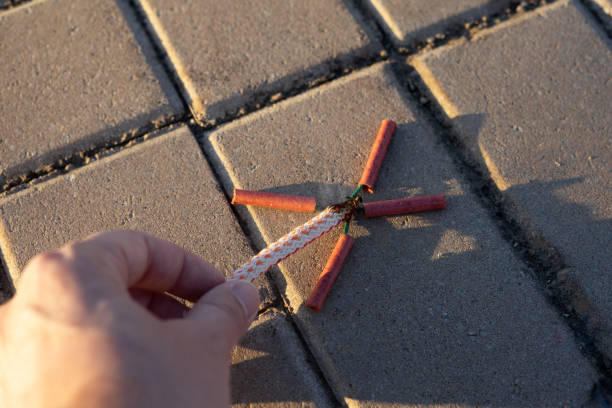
392;56;612;396
0;114;186;197
234;307;340;406
124;0;192;117
256;306;344;406
0;0;191;197
190;8;385;129
354;0;562;55
132;0;388;129
0;0;33;12
580;0;612;36
197;49;387;129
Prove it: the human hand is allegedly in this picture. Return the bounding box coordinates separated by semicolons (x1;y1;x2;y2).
0;230;260;408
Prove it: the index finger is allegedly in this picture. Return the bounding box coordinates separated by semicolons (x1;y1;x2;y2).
59;230;225;302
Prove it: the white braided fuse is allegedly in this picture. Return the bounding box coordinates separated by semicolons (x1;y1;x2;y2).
229;204;354;282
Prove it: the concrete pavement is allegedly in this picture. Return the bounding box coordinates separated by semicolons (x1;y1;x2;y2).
1;0;610;406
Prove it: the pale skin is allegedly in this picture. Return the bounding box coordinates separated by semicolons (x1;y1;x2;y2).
0;230;260;408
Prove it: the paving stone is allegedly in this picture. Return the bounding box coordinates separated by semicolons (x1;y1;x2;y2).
136;0;381;123
365;0;512;46
0;126;273;303
412;0;612;357
205;63;597;406
231;308;334;407
0;0;183;186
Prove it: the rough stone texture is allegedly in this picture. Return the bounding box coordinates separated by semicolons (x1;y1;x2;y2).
231;308;334;407
0;126;273;303
136;0;381;123
0;0;183;185
412;0;612;356
365;0;512;45
205;63;596;406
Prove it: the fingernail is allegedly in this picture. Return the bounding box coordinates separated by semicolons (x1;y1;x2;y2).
231;281;260;323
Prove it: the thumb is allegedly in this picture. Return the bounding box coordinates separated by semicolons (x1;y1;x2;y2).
186;280;259;351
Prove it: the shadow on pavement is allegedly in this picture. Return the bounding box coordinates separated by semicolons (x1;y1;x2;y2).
230;114;607;405
231;310;333;406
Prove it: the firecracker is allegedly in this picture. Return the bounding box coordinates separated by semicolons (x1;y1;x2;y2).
228;119;446;311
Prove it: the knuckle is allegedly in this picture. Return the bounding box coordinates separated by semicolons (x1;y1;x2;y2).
60;240;92;261
21;250;79;293
62;239;120;276
24;251;69;278
27;250;64;268
68;233;138;276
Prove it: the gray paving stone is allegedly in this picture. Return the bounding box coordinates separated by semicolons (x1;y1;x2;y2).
365;0;512;46
0;0;183;186
205;63;597;406
231;308;334;407
136;0;381;124
0;126;273;303
412;0;612;357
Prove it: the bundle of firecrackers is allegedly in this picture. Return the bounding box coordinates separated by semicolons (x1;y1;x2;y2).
228;119;446;312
